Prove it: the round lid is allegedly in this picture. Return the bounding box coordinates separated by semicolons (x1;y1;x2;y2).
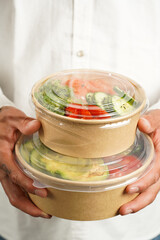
15;131;154;192
32;70;146;120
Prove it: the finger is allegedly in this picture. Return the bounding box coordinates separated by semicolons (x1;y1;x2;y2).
119;178;160;215
12;117;41;135
125;153;160;194
0;150;48;198
138;109;160;134
0;107;41;135
151;128;160;152
0;123;21;151
1;176;51;218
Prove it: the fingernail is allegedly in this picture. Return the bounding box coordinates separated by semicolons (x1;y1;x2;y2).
27;120;39;128
123;209;133;215
40;212;52;219
128;186;139;193
35;189;46;198
140;118;151;131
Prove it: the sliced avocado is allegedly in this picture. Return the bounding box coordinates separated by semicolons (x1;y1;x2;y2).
53;170;64;179
37;152;108;181
22;136;109;182
20;141;34;163
30;149;47;172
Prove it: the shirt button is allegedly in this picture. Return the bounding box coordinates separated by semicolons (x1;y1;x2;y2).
76;50;84;57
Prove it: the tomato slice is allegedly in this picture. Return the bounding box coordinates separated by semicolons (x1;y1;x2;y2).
65;103;93;119
65;103;81;118
108;164;125;178
87;105;110;119
120;156;142;174
108;156;142;179
88;105;107;115
80;109;93;119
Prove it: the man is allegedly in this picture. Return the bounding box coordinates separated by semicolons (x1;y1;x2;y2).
0;0;160;239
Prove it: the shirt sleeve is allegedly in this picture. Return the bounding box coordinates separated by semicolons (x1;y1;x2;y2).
0;88;15;108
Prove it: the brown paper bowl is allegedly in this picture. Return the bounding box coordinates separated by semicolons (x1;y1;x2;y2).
31;70;147;158
15;134;154;221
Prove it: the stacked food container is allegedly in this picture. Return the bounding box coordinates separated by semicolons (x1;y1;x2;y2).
15;69;154;220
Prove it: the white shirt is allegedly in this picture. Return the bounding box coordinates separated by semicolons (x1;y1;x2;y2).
0;0;160;240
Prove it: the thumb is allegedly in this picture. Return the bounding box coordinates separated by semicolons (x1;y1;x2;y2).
1;107;41;135
18;118;41;135
138;109;160;134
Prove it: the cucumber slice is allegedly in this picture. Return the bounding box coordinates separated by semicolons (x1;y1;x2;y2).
42;93;65;115
50;80;70;100
44;86;67;107
114;86;138;106
35;88;65;115
93;92;108;108
93;92;116;114
86;92;95;105
112;96;134;115
102;95;115;113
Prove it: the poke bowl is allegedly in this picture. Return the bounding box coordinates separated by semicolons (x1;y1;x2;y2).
15;131;154;221
31;69;147;158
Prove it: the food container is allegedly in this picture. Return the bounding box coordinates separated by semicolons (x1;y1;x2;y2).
31;69;147;158
15;131;154;221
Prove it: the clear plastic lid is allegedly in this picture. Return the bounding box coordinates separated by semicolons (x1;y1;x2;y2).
32;70;146;120
16;131;154;192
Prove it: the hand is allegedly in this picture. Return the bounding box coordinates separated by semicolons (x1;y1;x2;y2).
119;109;160;215
0;106;51;218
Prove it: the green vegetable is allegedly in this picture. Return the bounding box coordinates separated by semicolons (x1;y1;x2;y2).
92;92;108;108
21;138;109;181
20;141;34;163
35;79;72;115
44;85;67;107
35;87;65;115
91;92;116;114
41;151;108;181
86;92;95;105
30;149;49;173
102;95;115;114
114;86;138;106
49;79;70;100
111;96;134;115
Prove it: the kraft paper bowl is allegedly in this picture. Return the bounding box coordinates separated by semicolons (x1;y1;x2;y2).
31;69;147;158
15;132;154;221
